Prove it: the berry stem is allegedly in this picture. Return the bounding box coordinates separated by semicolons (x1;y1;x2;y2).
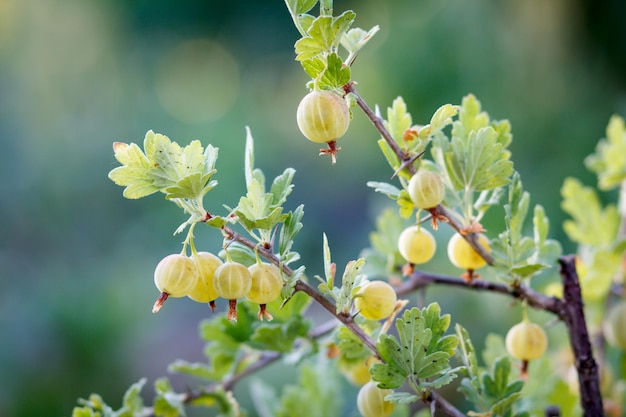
152;292;169;314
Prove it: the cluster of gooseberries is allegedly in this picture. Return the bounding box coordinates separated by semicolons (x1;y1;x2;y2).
296;89;351;164
152;251;284;321
397;169;490;279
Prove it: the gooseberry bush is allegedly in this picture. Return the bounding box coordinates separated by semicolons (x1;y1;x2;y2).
73;1;626;416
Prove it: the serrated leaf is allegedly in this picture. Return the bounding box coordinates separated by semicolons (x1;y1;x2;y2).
121;378;146;413
427;104;459;136
278;205;304;262
366;181;401;199
168;360;216;380
275;361;342;417
373;305;458;392
284;0;317;15
109;131;218;203
364;207;406;273
335;258;365;314
153;378;186;417
384;392;419;404
384;97;412;145
445;126;513;191
335;326;369;360
491;173;561;281
249;315;310;352
294;11;356;61
340;26;380;56
561;177;620;246
585;115;626;190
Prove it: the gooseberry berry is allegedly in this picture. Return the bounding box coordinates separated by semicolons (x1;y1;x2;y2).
407;170;445;209
397;225;436;265
339;356;379;386
187;251;222;311
296;90;350;144
296;90;350;164
152;254;198;313
356;380;395;417
447;232;490;271
354;281;397;321
603;301;626;350
505;320;548;362
213;261;252;321
247;262;284;320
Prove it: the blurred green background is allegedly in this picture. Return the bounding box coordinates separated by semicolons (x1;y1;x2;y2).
1;0;624;416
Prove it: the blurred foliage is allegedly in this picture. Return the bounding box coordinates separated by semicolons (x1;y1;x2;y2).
0;0;624;416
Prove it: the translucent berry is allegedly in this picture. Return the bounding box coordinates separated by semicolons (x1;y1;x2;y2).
213;261;252;321
397;225;436;265
505;320;548;361
152;254;198;313
407;170;445;209
188;252;222;310
247;262;284;320
296;90;350;144
356;380;395;417
447;232;490;271
354;281;397;321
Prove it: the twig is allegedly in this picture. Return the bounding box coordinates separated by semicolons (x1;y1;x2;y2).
343;83;494;265
557;255;604;417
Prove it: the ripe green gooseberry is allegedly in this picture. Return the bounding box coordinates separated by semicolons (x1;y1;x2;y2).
213;261;252;321
339;356;380;386
354;281;397;321
296;90;350;144
447;232;490;271
603;301;626;350
187;251;222;310
152;254;198;313
505;320;548;361
247;262;284;320
397;225;436;265
356;380;395;417
408;170;445;209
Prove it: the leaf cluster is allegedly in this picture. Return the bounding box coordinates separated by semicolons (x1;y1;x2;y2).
284;0;378;90
490;173;562;283
370;304;460;401
456;326;525;417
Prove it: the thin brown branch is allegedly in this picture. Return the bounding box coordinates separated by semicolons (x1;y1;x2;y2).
344;83;494;266
398;269;562;315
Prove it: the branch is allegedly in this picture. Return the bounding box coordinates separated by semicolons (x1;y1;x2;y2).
398;269;561;315
558;255;604;417
343;83;494;265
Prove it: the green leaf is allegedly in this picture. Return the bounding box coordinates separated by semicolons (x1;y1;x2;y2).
302;53;350;90
284;0;317;15
384;97;412;146
371;305;458;392
362;208;406;276
278;204;305;264
153;378;186;417
275;361;343;417
168;360;216;380
384;392;419;404
108;131;218;202
271;168;296;207
585;115;626;190
294;11;356;61
446;126;513;191
121;378;146;414
340;26;380;56
491;173;561;281
366;181;401;199
322;233;334;288
335;326;369;360
561;177;620;246
109;142;158;199
249;314;310;353
335;258;365;314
